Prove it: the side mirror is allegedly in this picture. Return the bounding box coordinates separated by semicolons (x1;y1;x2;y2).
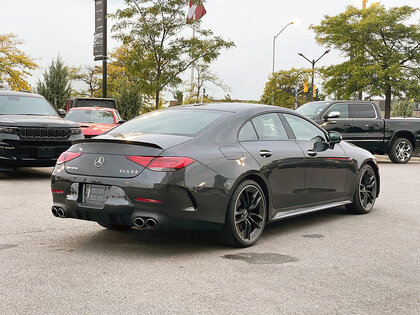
328;131;342;144
57;109;66;118
117;120;126;125
324;111;340;121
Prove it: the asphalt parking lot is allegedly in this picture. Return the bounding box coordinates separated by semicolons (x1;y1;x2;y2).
0;160;419;314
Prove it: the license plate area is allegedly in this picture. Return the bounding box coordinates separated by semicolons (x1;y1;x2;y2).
83;184;109;204
38;147;55;158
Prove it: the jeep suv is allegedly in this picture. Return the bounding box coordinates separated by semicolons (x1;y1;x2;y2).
0;91;83;169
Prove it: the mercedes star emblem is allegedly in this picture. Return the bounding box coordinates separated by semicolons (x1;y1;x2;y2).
94;156;105;168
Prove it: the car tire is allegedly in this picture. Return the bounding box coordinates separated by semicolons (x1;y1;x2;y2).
389;137;412;164
346;164;378;214
218;180;267;247
97;222;132;231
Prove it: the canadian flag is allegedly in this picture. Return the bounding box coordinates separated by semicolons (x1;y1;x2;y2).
186;1;207;24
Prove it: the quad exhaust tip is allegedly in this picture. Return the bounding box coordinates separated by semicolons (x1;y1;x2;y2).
52;207;66;218
133;217;145;228
146;218;157;228
133;217;157;229
57;208;65;218
52;207;59;217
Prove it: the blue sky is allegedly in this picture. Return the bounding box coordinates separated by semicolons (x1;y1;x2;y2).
0;0;419;101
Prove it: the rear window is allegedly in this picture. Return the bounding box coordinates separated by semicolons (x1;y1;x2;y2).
66;109;115;124
75;99;116;109
109;109;225;136
349;104;376;118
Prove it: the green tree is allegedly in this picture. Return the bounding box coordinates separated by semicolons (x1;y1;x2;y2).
260;68;313;108
111;0;234;109
391;99;414;117
70;65;101;97
36;56;72;109
0;33;38;91
190;62;230;103
311;4;420;118
173;90;183;105
116;83;143;120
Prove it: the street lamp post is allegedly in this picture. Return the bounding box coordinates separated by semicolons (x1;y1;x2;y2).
298;50;330;101
271;22;293;105
272;22;294;74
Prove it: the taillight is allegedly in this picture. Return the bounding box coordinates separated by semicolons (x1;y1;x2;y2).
57;152;82;165
126;156;154;167
126;156;195;172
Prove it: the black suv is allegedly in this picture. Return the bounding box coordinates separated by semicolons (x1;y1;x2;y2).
0;91;83;169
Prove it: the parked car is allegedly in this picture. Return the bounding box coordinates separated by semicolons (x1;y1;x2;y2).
65;107;123;138
296;101;420;163
51;103;379;247
64;98;117;112
0;91;83;169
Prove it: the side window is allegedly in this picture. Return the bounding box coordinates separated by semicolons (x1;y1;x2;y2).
284;114;326;142
251;113;288;141
239;121;258;142
349;104;376;118
325;103;349;119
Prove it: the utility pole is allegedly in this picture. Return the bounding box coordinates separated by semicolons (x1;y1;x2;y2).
298;50;330;101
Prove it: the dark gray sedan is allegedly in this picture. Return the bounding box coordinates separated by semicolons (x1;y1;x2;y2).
51;103;380;247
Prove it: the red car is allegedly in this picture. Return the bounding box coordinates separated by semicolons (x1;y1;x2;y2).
65;107;124;138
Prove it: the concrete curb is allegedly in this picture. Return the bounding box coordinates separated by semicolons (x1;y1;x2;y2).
374;155;420;162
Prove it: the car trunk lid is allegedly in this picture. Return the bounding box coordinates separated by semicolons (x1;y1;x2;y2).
64;133;192;178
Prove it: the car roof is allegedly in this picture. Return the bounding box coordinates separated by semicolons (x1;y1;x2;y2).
68;107;116;111
0;90;44;98
306;100;376;105
171;102;295;114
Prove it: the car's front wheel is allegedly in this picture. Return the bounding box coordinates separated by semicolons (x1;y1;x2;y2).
346;164;378;214
389;137;412;164
218;180;267;247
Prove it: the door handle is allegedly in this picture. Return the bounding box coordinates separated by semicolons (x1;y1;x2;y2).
259;150;272;158
307;149;318;157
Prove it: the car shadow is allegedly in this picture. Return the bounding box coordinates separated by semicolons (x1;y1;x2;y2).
64;206;350;257
0;167;53;180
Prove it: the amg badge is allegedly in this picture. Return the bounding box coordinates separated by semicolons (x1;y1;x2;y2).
120;169;139;174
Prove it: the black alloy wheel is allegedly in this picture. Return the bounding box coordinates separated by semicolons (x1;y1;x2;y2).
347;164;377;214
219;180;267;247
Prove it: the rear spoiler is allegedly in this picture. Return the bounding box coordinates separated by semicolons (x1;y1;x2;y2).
72;138;163;149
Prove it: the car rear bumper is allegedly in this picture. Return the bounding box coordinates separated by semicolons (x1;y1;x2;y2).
51;164;232;230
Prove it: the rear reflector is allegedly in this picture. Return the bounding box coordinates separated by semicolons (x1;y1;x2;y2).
126;156;195;172
57;152;82;165
135;198;163;204
52;189;64;194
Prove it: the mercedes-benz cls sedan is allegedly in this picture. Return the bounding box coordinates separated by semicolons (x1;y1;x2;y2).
51;103;380;247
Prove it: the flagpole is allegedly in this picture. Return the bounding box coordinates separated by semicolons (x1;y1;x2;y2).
191;27;195;91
